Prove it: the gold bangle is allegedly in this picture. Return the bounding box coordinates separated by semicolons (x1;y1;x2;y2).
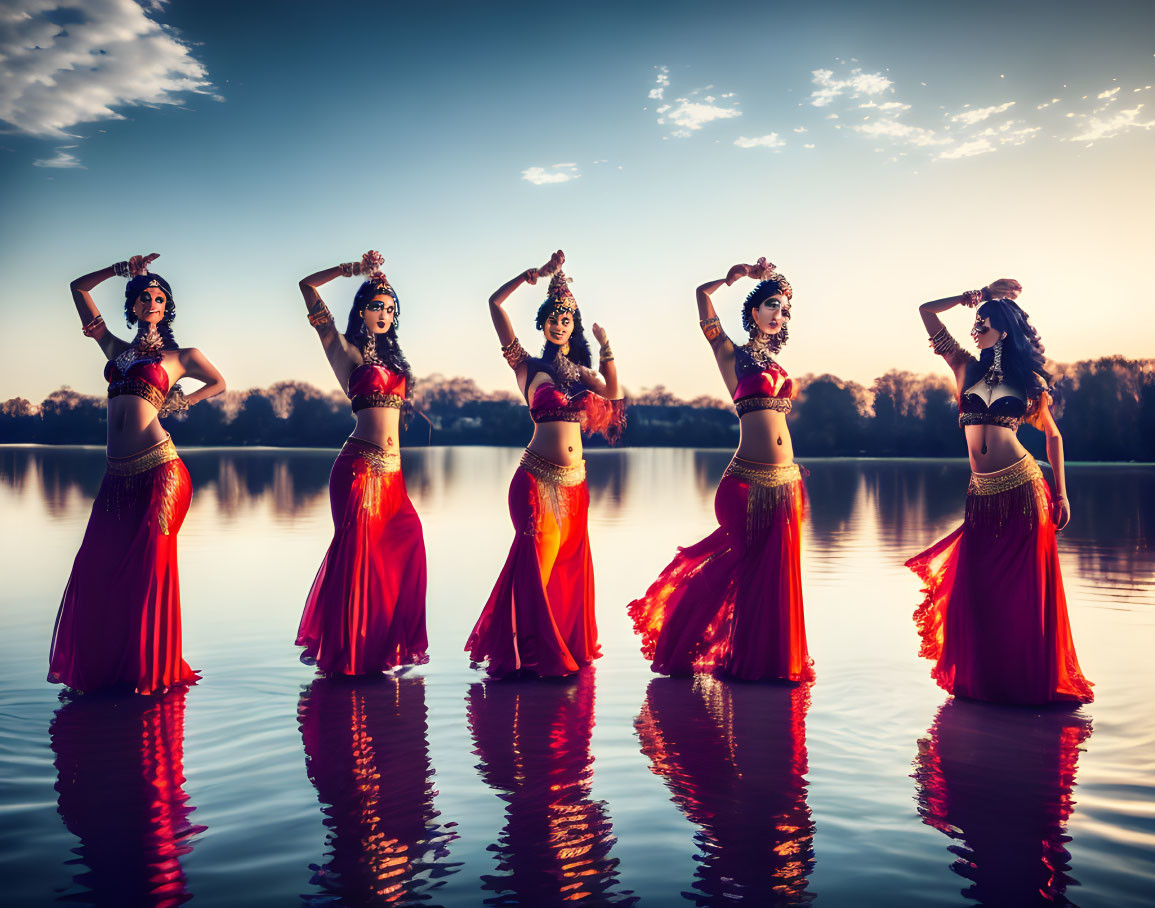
81;315;105;336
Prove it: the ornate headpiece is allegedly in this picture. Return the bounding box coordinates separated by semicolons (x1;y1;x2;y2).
545;269;577;316
749;257;792;300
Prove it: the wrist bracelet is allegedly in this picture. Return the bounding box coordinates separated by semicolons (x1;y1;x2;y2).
961;289;982;308
113;261;130;278
339;262;355;278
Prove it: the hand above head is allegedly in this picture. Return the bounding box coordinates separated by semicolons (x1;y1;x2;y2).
985;278;1022;301
126;253;160;276
540;249;565;277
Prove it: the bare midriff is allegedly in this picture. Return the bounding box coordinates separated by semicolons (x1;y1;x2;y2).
350;407;402;451
964;424;1029;474
106;396;171;458
735;410;794;465
527;421;584;468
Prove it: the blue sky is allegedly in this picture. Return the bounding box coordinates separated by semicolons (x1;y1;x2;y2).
2;0;1153;403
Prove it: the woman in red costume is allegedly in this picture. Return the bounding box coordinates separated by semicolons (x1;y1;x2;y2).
628;258;812;682
49;254;226;695
467;250;625;678
296;251;428;674
907;280;1092;704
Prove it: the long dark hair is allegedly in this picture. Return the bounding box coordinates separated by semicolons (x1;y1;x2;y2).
343;280;413;385
124;273;179;349
534;299;592;368
965;298;1052;400
741;278;791;353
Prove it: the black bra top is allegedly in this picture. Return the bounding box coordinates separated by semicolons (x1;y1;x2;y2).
959;392;1027;418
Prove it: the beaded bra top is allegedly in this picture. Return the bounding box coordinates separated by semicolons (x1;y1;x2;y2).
959;378;1028;430
732;344;794;417
525;355;586;424
348;364;406;413
105;351;169;411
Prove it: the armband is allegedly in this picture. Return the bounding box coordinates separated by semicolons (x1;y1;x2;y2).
308;303;333;327
501;338;529;370
700;316;723;342
928;326;961;357
81;315;105;337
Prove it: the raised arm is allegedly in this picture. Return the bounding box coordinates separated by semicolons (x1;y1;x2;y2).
299;250;383;359
919;279;1020;389
71;253;157;359
489;249;563;346
583;323;621;399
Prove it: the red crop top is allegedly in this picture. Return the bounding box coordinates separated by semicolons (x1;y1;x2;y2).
732;345;794;416
349;364;406;413
105;354;169;411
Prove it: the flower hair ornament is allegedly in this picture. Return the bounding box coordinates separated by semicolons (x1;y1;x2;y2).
545;269;578;317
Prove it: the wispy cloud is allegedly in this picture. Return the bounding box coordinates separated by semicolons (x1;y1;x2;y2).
521;163;581;185
1069;104;1155;143
734;133;785;150
810;67;893;107
649;66;669;100
0;0;218;143
937;139;996;160
657;94;741;137
32;145;84;168
949;101;1015;127
853;118;949;147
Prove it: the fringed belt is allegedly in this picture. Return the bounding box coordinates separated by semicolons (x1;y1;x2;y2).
345;436;401;474
106;436;179;476
966;455;1048;533
520;449;586;533
520;448;586;487
735;396;792;417
104;436;183;534
723;457;803;541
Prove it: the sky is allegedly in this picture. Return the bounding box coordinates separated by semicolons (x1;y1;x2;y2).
1;0;1153;404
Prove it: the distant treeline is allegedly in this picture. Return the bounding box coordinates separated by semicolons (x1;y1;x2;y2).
2;357;1152;461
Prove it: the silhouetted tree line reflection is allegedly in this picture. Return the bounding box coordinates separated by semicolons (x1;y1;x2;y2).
4;357;1153;458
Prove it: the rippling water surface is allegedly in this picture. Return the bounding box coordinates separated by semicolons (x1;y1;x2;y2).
1;447;1151;906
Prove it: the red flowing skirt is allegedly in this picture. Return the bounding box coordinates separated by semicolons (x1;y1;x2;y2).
466;450;599;677
297;438;428;675
628;458;813;682
906;455;1093;704
48;438;197;695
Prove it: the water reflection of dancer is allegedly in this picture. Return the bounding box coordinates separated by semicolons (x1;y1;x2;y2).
467;251;625;678
298;675;458;904
296;252;428;674
51;687;205;905
628;259;812;681
913;699;1092;905
636;677;816;905
466;669;638;905
907;281;1092;704
50;254;225;694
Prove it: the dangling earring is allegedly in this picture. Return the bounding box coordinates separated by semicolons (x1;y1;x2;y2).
985;337;1005;387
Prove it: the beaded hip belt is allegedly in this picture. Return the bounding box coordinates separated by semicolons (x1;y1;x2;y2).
723;457;801;489
106;436;180;477
735;396;792;417
520;448;586;487
345;436;401;473
968;455;1043;496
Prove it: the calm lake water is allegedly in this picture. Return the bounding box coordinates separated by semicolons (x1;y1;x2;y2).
0;446;1152;907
